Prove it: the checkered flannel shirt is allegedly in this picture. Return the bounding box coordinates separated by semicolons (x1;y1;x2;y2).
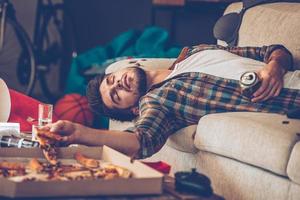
129;44;299;159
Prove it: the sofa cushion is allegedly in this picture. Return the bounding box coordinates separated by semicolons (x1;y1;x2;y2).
109;119;134;131
287;142;300;184
165;125;198;154
194;112;300;176
219;2;300;69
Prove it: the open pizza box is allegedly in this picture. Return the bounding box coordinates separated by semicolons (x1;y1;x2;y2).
0;146;164;198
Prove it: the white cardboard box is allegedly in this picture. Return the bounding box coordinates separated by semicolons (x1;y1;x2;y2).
0;146;163;198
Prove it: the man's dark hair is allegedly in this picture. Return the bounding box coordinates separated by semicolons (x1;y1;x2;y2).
86;74;137;122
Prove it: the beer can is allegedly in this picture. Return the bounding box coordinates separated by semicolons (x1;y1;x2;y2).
239;71;261;99
0;135;39;148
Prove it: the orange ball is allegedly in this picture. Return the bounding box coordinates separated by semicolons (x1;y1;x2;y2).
54;93;94;127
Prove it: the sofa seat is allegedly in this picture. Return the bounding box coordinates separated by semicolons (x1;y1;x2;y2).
141;111;300;181
164;125;198;153
195;112;300;178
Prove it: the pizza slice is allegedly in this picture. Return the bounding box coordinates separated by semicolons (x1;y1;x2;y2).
0;161;25;171
0;161;26;177
28;158;44;173
35;129;63;166
74;152;99;168
104;164;132;178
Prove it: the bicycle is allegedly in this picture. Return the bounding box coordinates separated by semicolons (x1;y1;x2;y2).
0;0;76;102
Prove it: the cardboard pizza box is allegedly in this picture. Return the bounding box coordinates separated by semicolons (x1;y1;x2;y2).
0;146;163;198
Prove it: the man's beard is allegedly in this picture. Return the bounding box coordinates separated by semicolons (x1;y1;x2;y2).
132;67;147;103
105;67;148;122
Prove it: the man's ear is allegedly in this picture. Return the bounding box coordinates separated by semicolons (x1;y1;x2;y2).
131;106;139;116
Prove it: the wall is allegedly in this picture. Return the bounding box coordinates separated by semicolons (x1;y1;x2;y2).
65;0;229;53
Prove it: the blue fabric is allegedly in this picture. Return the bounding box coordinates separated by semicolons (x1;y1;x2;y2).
65;26;181;95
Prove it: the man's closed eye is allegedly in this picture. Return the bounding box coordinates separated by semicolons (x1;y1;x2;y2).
106;74;114;85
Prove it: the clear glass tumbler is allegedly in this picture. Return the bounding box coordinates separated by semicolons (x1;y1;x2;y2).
38;103;53;126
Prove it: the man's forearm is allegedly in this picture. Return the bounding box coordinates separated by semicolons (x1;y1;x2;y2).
266;48;293;73
252;47;293;102
76;128;140;157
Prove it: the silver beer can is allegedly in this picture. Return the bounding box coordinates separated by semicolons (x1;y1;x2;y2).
239;71;261;99
0;135;39;148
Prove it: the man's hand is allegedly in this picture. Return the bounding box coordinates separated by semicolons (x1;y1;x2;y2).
251;47;292;102
252;61;285;102
41;120;140;157
42;120;86;146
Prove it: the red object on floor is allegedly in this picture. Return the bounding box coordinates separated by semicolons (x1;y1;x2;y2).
142;161;171;174
7;89;58;132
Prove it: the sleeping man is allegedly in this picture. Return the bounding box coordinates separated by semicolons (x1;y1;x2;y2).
43;44;300;159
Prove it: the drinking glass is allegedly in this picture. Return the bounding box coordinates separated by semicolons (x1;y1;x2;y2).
38;103;53;126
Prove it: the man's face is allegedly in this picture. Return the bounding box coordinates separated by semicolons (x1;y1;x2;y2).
99;67;147;111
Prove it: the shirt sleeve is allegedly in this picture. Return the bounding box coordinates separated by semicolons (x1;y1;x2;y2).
182;44;294;70
131;96;177;159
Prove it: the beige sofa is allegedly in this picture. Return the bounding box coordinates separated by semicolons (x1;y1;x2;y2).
108;2;300;200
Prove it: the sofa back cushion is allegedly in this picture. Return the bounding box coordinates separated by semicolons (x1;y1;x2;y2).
218;2;300;69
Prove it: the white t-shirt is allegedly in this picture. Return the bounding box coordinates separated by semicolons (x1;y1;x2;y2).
166;50;300;89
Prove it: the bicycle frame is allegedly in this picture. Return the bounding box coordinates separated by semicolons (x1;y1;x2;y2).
33;0;76;102
0;0;76;100
0;1;7;50
0;0;36;95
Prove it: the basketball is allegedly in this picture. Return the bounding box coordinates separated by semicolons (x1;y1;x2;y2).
54;93;94;127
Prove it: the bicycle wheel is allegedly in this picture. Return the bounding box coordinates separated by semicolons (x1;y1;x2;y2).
0;17;36;95
35;2;76;102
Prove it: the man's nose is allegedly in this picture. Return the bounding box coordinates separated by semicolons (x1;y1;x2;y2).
115;80;122;89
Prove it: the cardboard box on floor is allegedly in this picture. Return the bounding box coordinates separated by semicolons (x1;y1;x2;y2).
0;146;163;198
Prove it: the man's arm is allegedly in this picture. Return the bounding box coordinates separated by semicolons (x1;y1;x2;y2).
180;44;293;101
252;48;292;102
47;96;177;159
46;120;140;157
76;128;140;156
219;44;293;101
130;96;178;158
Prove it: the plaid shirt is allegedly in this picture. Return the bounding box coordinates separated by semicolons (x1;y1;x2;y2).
130;44;299;159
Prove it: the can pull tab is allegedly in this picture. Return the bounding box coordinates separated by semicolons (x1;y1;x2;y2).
239;71;261;99
244;73;254;80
